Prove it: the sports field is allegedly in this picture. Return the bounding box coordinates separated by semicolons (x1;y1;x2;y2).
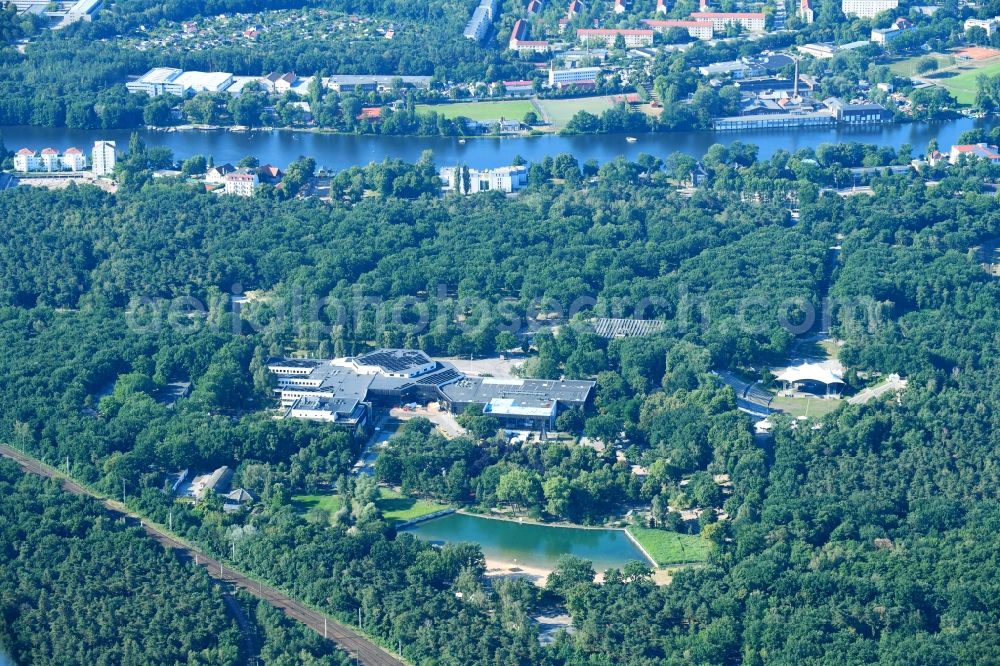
932;58;1000;105
890;49;1000;105
888;53;955;77
537;95;617;127
415;100;535;122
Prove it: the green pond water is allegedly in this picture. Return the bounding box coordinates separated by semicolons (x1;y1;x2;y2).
403;513;650;572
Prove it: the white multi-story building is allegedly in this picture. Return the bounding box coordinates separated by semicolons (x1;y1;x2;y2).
13;149;40;172
644;18;714;40
871;17;911;44
688;12;766;32
965;16;1000;37
224;168;259;196
510;19;550;51
841;0;897;18
464;6;491;40
439;165;528;194
548;66;602;87
38;148;60;171
14;147;88;172
60;147;87;171
92;140;116;176
576;28;654;47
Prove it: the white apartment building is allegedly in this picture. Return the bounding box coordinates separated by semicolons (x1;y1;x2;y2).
688;12;766;32
13;147;88;172
92;140;116;176
644;18;714;40
965;17;1000;37
548;66;602;86
576;28;654;47
439;165;528;194
841;0;897;18
223;168;260;196
13;149;40;172
60;147;88;171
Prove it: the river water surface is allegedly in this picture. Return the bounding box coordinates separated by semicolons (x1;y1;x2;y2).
2;118;995;170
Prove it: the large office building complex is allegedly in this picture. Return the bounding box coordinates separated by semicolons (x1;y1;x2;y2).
126;67;235;96
267;348;594;432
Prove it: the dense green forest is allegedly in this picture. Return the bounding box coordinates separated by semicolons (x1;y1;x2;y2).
0;460;242;665
1;145;1000;663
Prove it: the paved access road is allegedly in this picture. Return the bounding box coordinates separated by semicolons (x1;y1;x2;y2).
0;445;405;666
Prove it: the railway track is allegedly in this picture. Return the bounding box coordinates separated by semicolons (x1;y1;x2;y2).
0;445;405;666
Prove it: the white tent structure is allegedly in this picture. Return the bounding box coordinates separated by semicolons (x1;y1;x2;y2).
775;363;844;396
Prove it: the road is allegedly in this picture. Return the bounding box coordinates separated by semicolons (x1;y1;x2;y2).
847;374;907;405
0;445;406;666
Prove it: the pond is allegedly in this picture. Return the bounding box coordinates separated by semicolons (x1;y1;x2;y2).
402;512;650;573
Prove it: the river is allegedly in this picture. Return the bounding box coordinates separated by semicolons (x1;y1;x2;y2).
2;118;995;170
0;646;15;666
402;512;650;572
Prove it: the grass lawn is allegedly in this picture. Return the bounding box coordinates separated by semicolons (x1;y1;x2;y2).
292;493;342;515
770;395;843;418
292;488;447;525
377;488;449;523
537;96;616;128
819;339;840;361
888;53;954;78
415;100;536;122
933;59;1000;105
628;526;711;566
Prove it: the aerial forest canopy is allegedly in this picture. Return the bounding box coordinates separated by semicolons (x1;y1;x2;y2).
0;147;999;663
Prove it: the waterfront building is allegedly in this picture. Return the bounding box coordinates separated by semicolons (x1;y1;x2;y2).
92;141;116;176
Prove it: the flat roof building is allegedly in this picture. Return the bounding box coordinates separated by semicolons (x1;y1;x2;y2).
126;67;184;96
126;67;233;96
548;66;602;87
269;349;592;432
441;376;594;429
